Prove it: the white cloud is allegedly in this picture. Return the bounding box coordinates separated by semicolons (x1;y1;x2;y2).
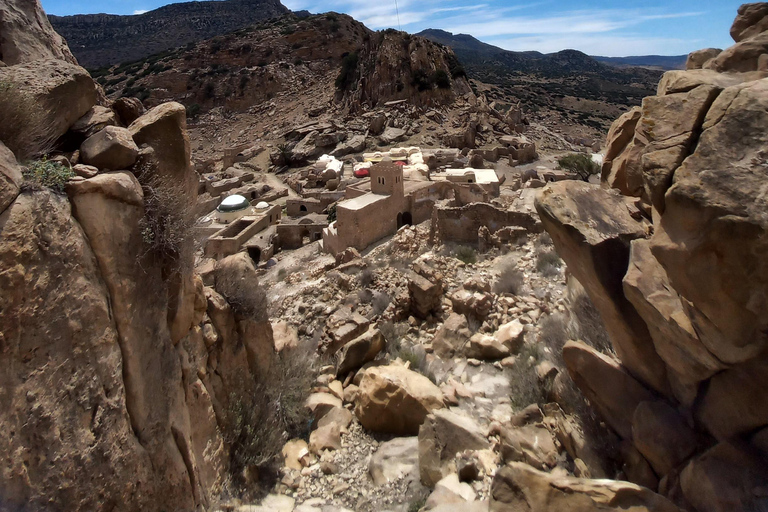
133;9;148;14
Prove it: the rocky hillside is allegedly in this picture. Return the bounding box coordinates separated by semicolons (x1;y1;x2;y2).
536;3;768;510
49;0;289;69
93;13;471;115
593;55;688;70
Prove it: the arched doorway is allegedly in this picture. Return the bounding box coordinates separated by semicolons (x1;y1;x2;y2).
396;212;403;229
402;211;412;226
300;204;307;212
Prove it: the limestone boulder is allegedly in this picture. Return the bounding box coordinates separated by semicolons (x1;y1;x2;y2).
0;0;78;65
0;142;22;214
369;437;419;486
650;78;768;364
631;401;697;477
419;409;490;487
490;462;681;512
432;313;472;358
623;239;724;405
80;126;139;170
730;2;768;42
336;327;385;378
686;48;723;70
0;59;97;152
354;365;444;435
535;182;669;395
562;341;655;440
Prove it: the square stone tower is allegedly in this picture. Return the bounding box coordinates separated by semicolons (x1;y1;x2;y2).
370;158;404;198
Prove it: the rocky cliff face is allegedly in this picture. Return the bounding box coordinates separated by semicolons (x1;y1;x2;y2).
0;2;276;509
536;4;768;511
0;0;77;65
49;0;289;69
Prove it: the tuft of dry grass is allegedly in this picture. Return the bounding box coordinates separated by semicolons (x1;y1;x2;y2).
0;81;58;161
494;257;525;295
215;264;269;322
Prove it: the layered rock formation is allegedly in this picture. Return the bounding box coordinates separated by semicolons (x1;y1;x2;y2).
0;0;77;65
0;2;275;509
536;5;768;511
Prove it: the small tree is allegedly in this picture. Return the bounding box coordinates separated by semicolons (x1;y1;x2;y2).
557;153;600;181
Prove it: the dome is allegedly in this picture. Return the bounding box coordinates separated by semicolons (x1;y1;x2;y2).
217;194;250;213
255;201;270;209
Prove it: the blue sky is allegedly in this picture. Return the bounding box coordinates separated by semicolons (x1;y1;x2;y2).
42;0;743;57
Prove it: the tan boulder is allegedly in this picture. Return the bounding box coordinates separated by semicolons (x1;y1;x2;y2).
282;439;309;470
0;142;22;214
710;31;768;72
432;312;472;358
336;326;385;377
490;462;682;512
317;406;353;432
309;424;341;454
306;392;343;423
0;0;78;65
466;333;510;360
72;164;98;178
0;59;97;153
80;126;139;170
535;182;669;395
623;239;724;404
407;270;443;319
497;424;558;471
650;78;768;364
419;409;490;487
730;2;768;42
680;442;768;512
369;437;419;486
562;340;655;439
686;48;723;70
494;319;525;354
603;106;641;164
112;96;146;125
70;105;119;141
354;365;444;435
272;320;299;352
656;69;757;95
631;401;697;477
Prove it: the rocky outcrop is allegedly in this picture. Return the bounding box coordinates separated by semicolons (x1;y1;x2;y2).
0;142;22;213
0;0;78;65
80;126;140;170
354;365;444;435
537;6;768;510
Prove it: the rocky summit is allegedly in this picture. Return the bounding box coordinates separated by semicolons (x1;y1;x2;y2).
2;0;768;512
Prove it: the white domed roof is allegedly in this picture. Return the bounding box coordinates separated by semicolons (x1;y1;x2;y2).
217;194;250;212
255;201;270;209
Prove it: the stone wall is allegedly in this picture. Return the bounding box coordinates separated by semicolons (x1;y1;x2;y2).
431;202;541;244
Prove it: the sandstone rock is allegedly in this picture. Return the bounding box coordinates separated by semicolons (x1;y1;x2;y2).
309;423;341;454
491;462;681;512
631;401;697;477
72;163;98;178
0;0;78;65
282;439;309;470
686;48;723;70
380;127;406;144
562;340;655;439
730;2;768;42
432;312;472;358
623;239;724;404
621;441;660;491
656;69;754;95
603;106;641;164
336;326;385;377
419;409;490;487
272;320;299;352
450;288;494;321
368;437;419;486
550;408;607;478
680;442;768;512
536;182;669;395
650;78;768;365
0;59;97;147
710;31;768;72
498;425;558;471
0;142;22;214
494;319;525;354
80;126;139;170
306;392;343;423
112;96;146;125
317;406;353;432
70;105;119;141
369;113;387;135
331;134;366;157
434;473;477;502
354;365;444;435
466;333;509;360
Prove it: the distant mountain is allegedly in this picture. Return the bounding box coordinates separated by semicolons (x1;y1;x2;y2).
49;0;289;69
592;55;687;70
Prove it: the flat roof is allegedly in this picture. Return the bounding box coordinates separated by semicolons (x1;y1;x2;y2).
442;168;499;184
339;193;388;211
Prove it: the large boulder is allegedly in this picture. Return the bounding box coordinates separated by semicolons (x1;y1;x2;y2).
731;3;768;42
535;182;669;395
0;142;22;214
418;409;490;487
354;365;444;435
336;326;385;378
601;106;641;194
0;59;97;157
497;424;558;471
562;340;655;440
80;126;139;171
0;0;78;65
69;105;119;142
490;462;682;512
709;32;768;72
631;401;697;477
432;312;472;358
369;437;419;486
686;48;723;70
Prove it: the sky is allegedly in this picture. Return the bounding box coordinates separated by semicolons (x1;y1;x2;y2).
42;0;743;57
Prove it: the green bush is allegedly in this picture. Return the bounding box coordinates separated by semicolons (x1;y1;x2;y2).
411;69;433;92
21;159;74;193
186;103;201;118
557;153;600;181
433;69;451;89
335;51;359;90
454;245;477;265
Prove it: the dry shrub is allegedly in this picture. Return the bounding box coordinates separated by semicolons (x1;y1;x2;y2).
138;172;195;274
0;81;57;161
508;342;547;410
371;291;391;316
359;267;375;287
357;288;373;304
536;247;562;277
571;293;613;355
539;313;568;368
224;341;317;495
454;245;477;265
215;265;269;322
494;258;524;295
